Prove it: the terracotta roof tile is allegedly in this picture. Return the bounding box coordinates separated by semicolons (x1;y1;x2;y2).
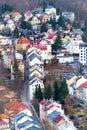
46;104;53;111
17;37;29;44
40;99;48;105
12;12;21;16
0;121;8;126
4;101;18;110
48;34;55;39
0;114;9;119
53;115;64;123
34;45;47;50
10;102;28;111
77;81;87;90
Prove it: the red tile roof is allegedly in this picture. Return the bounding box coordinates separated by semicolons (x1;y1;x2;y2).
12;12;21;17
77;81;87;90
0;121;8;126
16;59;24;63
48;34;55;39
9;102;29;116
4;101;18;110
0;114;9;119
27;41;33;49
11;59;24;65
10;108;29;117
17;37;29;44
25;11;32;16
83;82;87;88
40;99;48;105
46;104;53;111
34;45;47;50
10;102;28;111
34;40;41;45
66;24;72;30
53;115;64;123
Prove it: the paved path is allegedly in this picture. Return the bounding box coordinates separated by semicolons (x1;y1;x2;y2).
21;60;46;130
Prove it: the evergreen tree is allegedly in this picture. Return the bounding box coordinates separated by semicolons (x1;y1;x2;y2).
35;86;38;99
82;32;87;42
1;4;13;13
21;19;31;29
73;22;81;29
53;81;59;101
57;8;60;15
48;2;55;7
34;85;43;101
57;15;66;29
44;84;52;99
79;64;83;75
40;23;47;33
48;17;57;30
13;60;19;79
13;28;19;38
38;85;43;100
42;0;47;12
58;78;69;103
81;27;87;42
52;35;62;52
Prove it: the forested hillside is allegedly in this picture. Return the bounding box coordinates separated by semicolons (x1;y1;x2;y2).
0;0;87;23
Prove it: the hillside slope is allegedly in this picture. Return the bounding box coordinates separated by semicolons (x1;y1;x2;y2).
55;0;87;23
0;0;87;22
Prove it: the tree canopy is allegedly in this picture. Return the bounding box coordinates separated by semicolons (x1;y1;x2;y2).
0;4;13;14
58;78;69;103
40;23;47;33
34;85;43;101
42;0;47;12
57;15;66;29
13;28;19;38
48;17;57;30
44;84;52;99
52;35;62;52
21;19;31;30
81;27;87;42
53;81;59;101
13;60;19;79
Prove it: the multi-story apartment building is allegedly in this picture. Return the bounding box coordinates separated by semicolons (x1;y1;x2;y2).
62;12;75;22
39;99;77;130
79;42;87;66
26;47;44;100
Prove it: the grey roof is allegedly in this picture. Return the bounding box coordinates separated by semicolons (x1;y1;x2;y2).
66;73;75;80
79;42;87;47
29;69;43;75
29;77;43;85
18;120;33;129
14;112;27;121
29;64;43;69
28;53;41;61
47;110;60;121
26;126;41;130
5;51;14;56
15;114;41;130
44;100;52;107
29;75;43;81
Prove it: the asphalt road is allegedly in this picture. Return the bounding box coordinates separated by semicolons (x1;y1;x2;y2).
21;60;46;130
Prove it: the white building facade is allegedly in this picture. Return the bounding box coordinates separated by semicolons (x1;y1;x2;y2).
27;47;44;100
79;42;87;66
